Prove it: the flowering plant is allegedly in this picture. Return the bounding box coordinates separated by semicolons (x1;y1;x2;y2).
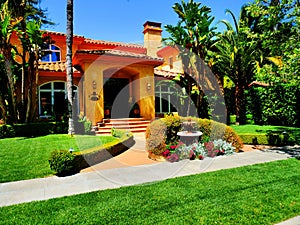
163;139;235;162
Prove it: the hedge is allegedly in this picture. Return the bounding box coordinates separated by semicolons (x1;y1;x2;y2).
146;115;243;156
13;122;68;137
239;133;295;146
49;129;135;175
0;124;15;138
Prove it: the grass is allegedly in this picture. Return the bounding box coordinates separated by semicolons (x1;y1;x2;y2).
231;124;300;144
0;159;299;224
0;134;117;183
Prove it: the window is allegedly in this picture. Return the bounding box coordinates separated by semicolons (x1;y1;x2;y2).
39;82;78;119
155;79;177;113
41;44;61;62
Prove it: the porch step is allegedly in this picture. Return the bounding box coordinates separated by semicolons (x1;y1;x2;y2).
95;118;151;135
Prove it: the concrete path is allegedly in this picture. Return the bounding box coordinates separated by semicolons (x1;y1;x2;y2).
0;134;299;224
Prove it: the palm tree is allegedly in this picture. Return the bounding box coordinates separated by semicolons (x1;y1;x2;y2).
213;8;260;124
0;0;21;123
164;0;219;118
66;0;74;135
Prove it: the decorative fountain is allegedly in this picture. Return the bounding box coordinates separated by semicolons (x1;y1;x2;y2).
177;118;202;145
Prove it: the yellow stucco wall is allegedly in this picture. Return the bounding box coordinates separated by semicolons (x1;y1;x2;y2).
81;61;156;124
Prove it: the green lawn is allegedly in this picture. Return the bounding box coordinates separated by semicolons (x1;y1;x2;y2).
0;159;299;224
0;134;117;183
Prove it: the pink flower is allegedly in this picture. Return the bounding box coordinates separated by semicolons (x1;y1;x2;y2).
162;150;170;157
198;155;204;160
189;150;196;160
167;153;179;163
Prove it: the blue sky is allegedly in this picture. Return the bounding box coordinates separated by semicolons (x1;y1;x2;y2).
40;0;250;44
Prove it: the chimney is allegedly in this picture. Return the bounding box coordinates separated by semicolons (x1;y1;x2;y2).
143;21;162;58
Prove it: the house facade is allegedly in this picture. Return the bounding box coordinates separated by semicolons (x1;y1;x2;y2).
35;21;167;125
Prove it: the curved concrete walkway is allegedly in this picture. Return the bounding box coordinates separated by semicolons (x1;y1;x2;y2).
0;134;299;224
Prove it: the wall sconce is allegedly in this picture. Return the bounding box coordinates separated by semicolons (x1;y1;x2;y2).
147;82;151;91
89;80;100;101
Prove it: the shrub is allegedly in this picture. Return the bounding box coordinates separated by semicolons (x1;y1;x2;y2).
145;119;167;155
197;119;243;152
48;130;134;175
230;115;236;125
13;122;68;137
239;132;296;145
48;150;77;176
111;128;128;138
163;115;182;144
146;116;243;155
0;124;15;138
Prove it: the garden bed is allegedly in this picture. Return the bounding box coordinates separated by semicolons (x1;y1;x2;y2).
146;116;244;162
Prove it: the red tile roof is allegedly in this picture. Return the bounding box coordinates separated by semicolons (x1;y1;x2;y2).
154;68;183;78
76;49;163;61
42;30;84;39
43;31;144;49
83;39;144;49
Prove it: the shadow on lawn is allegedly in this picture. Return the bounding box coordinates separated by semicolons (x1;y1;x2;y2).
264;145;300;159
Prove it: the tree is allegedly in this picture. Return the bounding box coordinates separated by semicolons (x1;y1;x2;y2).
247;0;300;125
0;0;52;123
66;0;74;135
0;0;21;123
164;0;221;119
213;7;262;125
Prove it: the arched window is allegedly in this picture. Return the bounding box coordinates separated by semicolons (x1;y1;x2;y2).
41;44;61;62
155;78;177;113
39;81;78;119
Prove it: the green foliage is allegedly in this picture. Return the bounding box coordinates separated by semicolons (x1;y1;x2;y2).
230;115;236;124
146;116;243;154
145;119;167;155
196;118;244;151
163;115;182;144
13;122;68;137
48;130;134;175
111;128;130;138
48;150;76;176
232;124;299;145
245;0;300;126
0;124;15;138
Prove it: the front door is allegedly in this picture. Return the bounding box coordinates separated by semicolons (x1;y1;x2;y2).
103;78;130;118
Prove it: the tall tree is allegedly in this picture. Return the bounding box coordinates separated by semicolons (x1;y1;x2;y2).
0;0;51;123
0;0;21;123
247;0;300;125
164;0;221;119
66;0;74;134
213;7;260;124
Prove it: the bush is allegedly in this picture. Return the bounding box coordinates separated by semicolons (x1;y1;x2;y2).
163;115;182;144
145;119;167;155
13;122;67;137
197;119;243;151
145;116;244;155
111;128;128;138
239;132;296;145
230;115;236;125
48;130;134;175
48;150;77;176
0;124;15;138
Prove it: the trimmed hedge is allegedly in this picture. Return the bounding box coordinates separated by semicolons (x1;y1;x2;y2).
13;122;68;137
49;129;135;175
146;116;243;156
239;133;295;146
0;124;15;138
